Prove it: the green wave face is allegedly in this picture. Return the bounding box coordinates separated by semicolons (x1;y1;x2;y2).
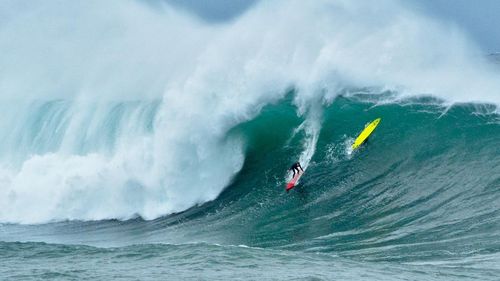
2;94;499;257
131;94;498;261
1;93;499;280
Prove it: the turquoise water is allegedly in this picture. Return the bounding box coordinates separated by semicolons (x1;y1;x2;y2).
1;242;497;280
1;94;499;280
2;0;500;279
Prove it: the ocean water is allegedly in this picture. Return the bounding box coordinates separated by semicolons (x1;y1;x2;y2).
1;0;500;280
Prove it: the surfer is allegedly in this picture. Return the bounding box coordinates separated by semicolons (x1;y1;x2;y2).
289;162;303;178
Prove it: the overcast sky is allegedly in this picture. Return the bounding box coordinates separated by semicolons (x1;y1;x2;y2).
413;0;500;53
164;0;500;53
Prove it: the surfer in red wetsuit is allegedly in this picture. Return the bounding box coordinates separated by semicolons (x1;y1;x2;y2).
289;162;303;178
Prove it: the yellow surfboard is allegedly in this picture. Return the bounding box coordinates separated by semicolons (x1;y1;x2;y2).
352;118;381;150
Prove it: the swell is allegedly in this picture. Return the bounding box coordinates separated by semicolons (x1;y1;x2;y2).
3;95;499;264
4;241;497;280
169;95;500;260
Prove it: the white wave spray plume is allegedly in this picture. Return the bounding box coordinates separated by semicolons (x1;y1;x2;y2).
0;0;499;223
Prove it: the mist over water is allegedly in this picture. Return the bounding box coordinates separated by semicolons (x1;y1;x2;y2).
0;0;498;224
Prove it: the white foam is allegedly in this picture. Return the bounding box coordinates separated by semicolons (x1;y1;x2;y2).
1;0;499;223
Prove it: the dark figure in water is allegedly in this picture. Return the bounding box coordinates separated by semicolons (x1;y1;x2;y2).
289;162;304;178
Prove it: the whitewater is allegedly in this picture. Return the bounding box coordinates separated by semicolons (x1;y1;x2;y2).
0;0;499;280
